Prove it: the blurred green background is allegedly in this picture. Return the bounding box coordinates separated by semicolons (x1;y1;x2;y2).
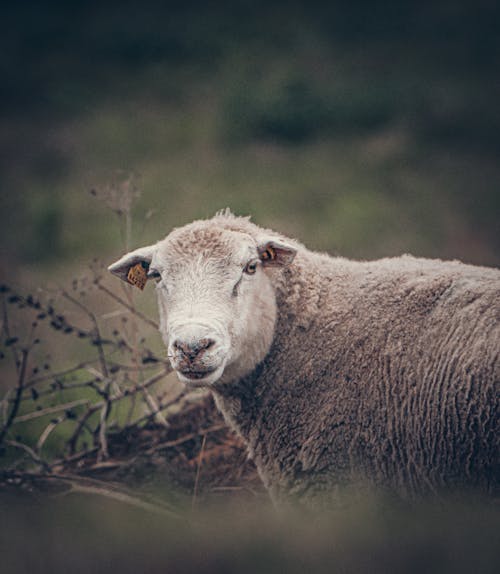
2;492;499;574
1;2;500;569
1;0;499;287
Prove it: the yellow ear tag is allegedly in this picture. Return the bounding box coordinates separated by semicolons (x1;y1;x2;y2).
261;247;276;262
127;262;148;290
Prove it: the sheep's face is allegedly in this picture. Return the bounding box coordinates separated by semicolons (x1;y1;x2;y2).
108;222;296;387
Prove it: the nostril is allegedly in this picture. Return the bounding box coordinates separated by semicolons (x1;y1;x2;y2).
173;340;183;352
199;338;216;351
173;340;192;357
172;338;216;359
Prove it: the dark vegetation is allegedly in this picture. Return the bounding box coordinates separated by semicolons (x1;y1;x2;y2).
0;255;259;502
2;492;499;574
0;1;499;571
1;0;499;271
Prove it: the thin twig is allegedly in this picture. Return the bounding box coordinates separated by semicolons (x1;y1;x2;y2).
192;434;207;512
5;440;51;472
25;360;101;390
127;388;187;429
9;378;102;402
61;290;109;378
64;367;171;454
53;446;99;468
97;400;110;460
9;472;186;521
1;293;20;372
66;406;100;455
1;388;12;426
95;281;159;329
13;399;90;424
37;416;64;453
107;367;172;405
0;348;29;445
138;385;169;427
65;483;184;520
145;423;226;455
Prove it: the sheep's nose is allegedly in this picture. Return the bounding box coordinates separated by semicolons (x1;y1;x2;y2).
173;338;215;361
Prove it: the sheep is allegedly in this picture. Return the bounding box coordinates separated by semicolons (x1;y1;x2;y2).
109;210;499;503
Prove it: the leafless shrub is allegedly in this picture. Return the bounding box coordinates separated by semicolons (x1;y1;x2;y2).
0;276;171;464
0;181;260;505
89;170;142;250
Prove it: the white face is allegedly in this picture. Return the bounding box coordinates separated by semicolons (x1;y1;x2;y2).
108;226;296;388
153;236;277;387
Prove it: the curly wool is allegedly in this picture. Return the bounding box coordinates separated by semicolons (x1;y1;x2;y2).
210;218;499;502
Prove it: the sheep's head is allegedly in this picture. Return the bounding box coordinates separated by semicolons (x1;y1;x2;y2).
108;216;297;387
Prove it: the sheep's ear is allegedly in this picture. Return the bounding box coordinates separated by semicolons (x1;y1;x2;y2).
108;245;156;289
257;238;297;267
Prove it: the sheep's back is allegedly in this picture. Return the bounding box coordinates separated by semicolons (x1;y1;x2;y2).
258;256;499;499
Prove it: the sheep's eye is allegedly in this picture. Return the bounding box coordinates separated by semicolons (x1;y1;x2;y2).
147;269;161;281
243;261;258;275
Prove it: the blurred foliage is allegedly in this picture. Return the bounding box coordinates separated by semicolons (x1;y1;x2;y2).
220;70;399;143
1;0;499;279
1;490;499;574
0;4;499;567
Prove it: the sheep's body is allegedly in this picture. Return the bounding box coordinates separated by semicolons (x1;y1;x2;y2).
109;212;499;502
212;247;499;501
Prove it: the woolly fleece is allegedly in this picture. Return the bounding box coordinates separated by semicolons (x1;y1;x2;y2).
206;213;499;501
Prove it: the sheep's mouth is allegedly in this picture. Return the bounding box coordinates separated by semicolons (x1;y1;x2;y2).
178;366;218;380
175;363;226;387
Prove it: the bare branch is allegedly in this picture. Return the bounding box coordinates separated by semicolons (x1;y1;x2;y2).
0;348;29;446
137;384;169;427
37;416;64;453
97;400;110;460
127;388;186;429
95;280;159;329
10;472;186;521
9;378;102;402
192;434;207;512
145;423;226;455
66;407;100;455
13;399;90;424
25;360;101;389
1;293;20;370
61;289;109;378
5;440;51;472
